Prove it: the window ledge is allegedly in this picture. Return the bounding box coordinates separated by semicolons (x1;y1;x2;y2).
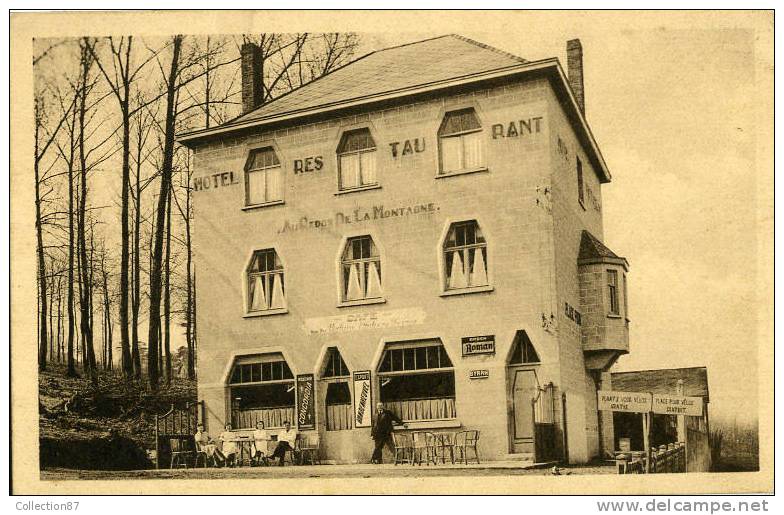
435;167;488;179
242;200;285;211
337;297;386;308
606;313;623;319
243;308;289;318
334;184;382;196
440;285;494;297
396;419;462;430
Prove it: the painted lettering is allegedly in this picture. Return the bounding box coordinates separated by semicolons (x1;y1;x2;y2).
491;124;504;139
402;140;413;155
389;142;399;158
293;159;303;174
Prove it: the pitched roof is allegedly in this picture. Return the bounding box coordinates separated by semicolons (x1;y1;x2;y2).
611;367;710;401
234;34;528;125
578;230;627;267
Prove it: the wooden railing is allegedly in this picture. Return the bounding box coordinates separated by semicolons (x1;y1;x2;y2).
232;406;294;429
383;397;456;422
616;442;686;474
326;403;352;431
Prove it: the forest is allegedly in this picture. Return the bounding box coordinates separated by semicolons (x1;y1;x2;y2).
34;33;361;390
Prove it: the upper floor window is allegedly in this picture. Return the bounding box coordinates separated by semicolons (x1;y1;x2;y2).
607;269;619;315
444;220;488;290
623;273;629;319
341;235;382;302
577;157;585;207
247;249;285;312
245;147;283;206
438;108;484;174
337;128;377;190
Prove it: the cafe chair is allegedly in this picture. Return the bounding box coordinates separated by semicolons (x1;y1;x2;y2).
412;432;436;466
434;432;456;464
454;430;480;465
391;432;413;465
169;437;195;469
299;433;321;465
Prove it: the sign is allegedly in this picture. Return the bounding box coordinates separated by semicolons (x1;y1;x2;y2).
461;335;495;356
389;138;425;157
293;156;324;174
193;171;239;192
652;394;703;417
304;308;426;335
597;390;652;413
469;369;489;380
277;201;439;234
353;371;372;428
491;116;544;139
295;374;316;430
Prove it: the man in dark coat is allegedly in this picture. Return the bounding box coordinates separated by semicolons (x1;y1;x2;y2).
371;403;406;464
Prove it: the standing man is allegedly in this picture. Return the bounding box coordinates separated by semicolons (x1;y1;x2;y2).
371;403;406;464
270;421;298;466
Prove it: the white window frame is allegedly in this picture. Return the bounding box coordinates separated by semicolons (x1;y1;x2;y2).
336;232;386;307
337;128;378;192
244;145;285;208
437;107;487;177
242;247;288;317
438;218;494;296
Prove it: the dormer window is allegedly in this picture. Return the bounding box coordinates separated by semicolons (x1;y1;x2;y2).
245;147;283;206
438;108;484;175
337;128;377;191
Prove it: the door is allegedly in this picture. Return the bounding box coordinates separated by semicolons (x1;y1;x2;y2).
509;368;537;454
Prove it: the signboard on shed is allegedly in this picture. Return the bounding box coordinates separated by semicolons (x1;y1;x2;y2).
461;335;495;356
295;374;316;430
353;371;372;428
652;394;703;416
597;390;652;413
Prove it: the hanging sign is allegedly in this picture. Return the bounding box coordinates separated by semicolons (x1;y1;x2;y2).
652;394;703;417
353;371;372;428
295;374;316;430
597;391;652;413
461;335;496;356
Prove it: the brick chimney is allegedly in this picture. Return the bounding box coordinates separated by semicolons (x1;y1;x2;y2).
241;42;263;115
566;39;585;115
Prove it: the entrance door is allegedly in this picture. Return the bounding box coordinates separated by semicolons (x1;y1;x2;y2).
509;368;537;454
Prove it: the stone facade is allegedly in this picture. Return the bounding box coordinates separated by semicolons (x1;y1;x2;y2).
188;69;627;464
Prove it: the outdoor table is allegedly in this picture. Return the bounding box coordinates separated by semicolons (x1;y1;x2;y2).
230;436;254;467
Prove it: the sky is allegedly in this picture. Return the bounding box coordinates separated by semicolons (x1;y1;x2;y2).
361;14;770;423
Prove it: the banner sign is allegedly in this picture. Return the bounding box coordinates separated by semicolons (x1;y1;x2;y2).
597;390;652;413
295;374;316;430
652;394;704;416
353;371;372;428
461;335;496;356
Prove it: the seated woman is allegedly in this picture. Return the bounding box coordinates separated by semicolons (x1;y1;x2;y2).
251;420;271;466
219;423;238;467
194;424;226;467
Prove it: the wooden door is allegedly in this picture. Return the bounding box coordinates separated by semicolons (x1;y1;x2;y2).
510;368;536;454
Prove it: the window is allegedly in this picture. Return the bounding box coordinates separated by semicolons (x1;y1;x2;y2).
245;147;283;205
341;235;382;302
247;249;285;313
438;108;484;174
623;273;629;319
228;355;294;429
378;340;456;422
321;347;351;431
337;128;377;190
509;330;540;365
577;157;585;206
607;269;619;315
443;220;488;290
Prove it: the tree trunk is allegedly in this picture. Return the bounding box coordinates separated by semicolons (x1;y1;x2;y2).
147;35;182;390
164;180;172;384
34;102;48;371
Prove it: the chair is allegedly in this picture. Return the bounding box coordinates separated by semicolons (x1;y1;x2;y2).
391;432;413;465
412;432;436;466
454;430;480;465
169;437;195;469
194;441;211;468
299;434;321;465
434;432;455;464
283;435;301;465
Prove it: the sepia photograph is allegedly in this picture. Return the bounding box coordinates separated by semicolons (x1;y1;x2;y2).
8;8;774;497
